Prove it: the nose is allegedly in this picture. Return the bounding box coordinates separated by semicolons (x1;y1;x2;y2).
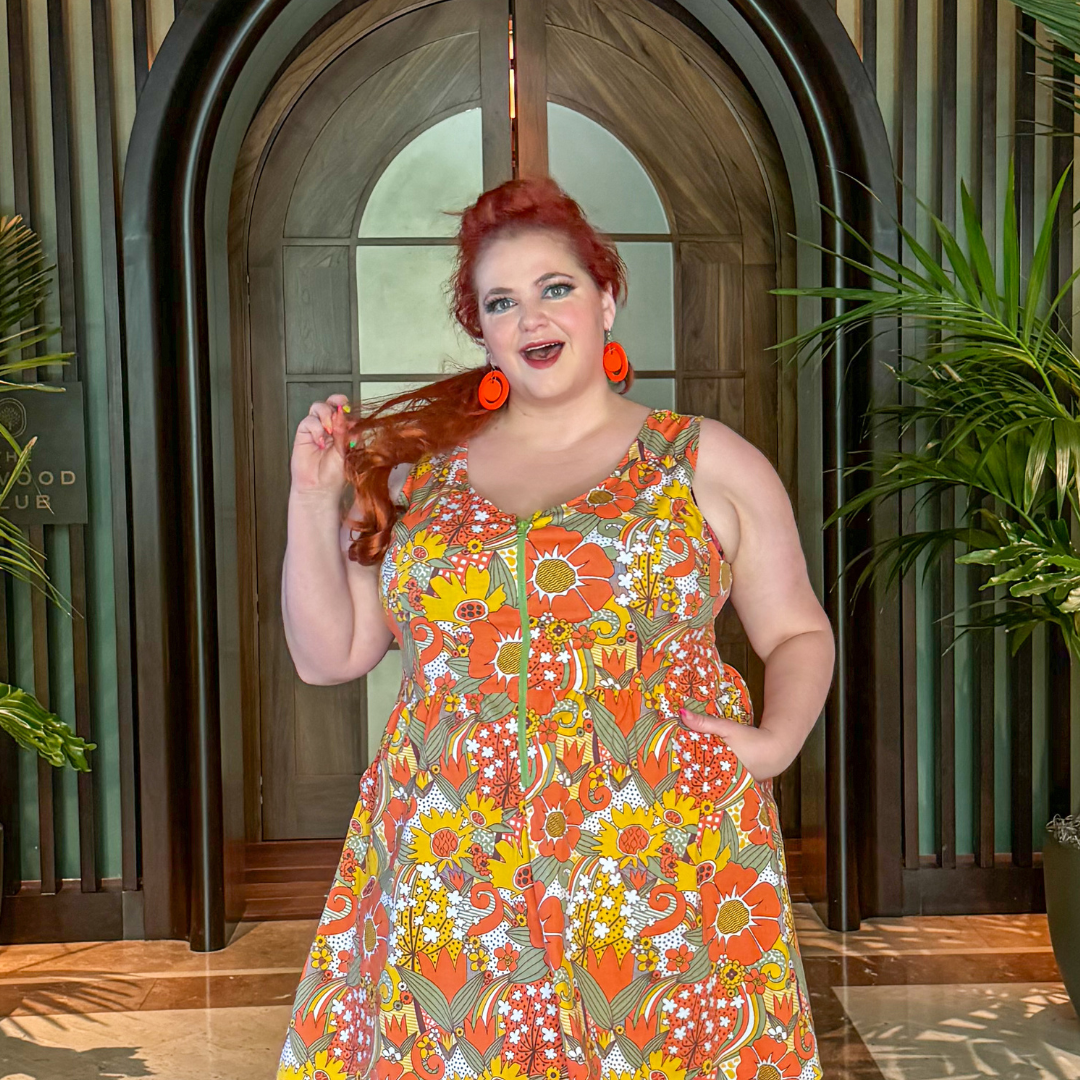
517;300;545;333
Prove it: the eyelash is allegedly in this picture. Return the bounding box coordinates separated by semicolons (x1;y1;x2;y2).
484;282;574;314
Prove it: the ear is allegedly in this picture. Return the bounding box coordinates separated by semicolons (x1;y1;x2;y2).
600;284;617;331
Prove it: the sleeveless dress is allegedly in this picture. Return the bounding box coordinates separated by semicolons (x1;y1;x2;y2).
277;410;821;1080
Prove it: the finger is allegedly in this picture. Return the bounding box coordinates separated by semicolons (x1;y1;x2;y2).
679;707;723;735
297;416;331;450
307;401;335;434
325;393;351;411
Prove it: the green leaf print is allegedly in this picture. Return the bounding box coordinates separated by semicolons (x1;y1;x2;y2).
458;1039;489;1074
609;976;652;1021
486;553;518;610
511;946;551;985
733;841;777;877
615;1035;644;1068
677;945;713;984
588;694;629;762
308;1032;336;1057
433;773;460;805
421;718;451;768
720;810;741;859
450;977;487;1027
401;968;454;1031
289;1029;309;1065
570;961;615;1029
643;1031;668;1057
532;854;560;885
479;692;513;725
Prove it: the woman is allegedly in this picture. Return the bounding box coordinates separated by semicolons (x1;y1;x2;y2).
278;177;834;1080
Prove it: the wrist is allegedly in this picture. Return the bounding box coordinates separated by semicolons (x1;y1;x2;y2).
290;484;346;510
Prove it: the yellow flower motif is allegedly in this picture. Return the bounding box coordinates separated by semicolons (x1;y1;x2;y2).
635;1051;687;1080
403;528;448;564
547;619;573;644
596;804;665;867
635;941;660;972
297;1053;350;1080
407;807;473;869
421;565;506;624
464;791;503;829
310;934;333;971
466;537;484;554
478;1061;527;1080
677;825;731;892
658;790;700;830
488;836;530;892
717;956;747;995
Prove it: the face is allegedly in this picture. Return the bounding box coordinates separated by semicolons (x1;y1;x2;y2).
473;228;617;406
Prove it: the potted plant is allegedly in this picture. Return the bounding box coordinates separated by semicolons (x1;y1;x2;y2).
771;80;1080;1015
0;215;94;913
1045;814;1080;1014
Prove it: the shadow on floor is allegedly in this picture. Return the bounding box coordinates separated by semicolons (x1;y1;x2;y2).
0;1029;152;1079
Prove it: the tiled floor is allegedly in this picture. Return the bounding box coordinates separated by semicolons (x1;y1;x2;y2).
0;907;1076;1079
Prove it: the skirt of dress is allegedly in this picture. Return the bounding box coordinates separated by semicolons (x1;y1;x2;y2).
276;692;821;1080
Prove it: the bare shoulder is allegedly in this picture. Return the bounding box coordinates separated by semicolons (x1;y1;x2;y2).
692;417;796;565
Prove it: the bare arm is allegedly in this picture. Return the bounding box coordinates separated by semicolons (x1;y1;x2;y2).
686;417;836;780
281;393;401;685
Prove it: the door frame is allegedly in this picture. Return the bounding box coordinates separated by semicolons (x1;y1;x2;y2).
122;0;897;949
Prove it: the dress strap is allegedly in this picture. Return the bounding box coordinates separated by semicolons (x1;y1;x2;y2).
638;410;702;480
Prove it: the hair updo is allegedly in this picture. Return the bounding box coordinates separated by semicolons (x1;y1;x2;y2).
342;175;628;564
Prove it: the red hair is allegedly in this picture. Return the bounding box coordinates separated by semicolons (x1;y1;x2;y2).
342;176;628;565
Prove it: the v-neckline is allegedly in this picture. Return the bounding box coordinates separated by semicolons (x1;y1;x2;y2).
460;408;659;522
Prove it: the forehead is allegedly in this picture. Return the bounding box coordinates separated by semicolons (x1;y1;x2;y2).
474;228;584;287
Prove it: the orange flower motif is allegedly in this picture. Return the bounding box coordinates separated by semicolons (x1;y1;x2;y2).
357;897;389;974
530;781;584;861
526;526;614;622
735;1037;803;1080
740;787;776;849
468;606;525;695
577;476;637;519
701;862;782;965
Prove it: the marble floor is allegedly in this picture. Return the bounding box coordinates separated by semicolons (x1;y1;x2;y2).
0;907;1076;1079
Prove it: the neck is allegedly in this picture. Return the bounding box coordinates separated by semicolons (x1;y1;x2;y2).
495;381;636;452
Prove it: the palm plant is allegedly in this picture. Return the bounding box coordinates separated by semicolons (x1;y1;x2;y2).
0;215;92;771
772;156;1080;661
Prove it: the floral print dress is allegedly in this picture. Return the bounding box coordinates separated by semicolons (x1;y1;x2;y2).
278;410;821;1080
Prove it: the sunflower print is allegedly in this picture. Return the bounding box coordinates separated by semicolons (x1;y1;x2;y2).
278;410;821;1080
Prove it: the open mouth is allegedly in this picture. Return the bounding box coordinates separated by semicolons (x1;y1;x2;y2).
520;340;564;367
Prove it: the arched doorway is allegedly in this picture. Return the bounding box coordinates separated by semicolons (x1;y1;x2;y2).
123;0;895;948
234;0;797;849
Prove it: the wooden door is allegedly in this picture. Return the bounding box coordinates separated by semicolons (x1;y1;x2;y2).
248;0;511;839
240;0;797;844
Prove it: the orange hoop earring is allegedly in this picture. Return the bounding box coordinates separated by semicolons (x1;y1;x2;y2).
478;365;510;410
603;331;630;385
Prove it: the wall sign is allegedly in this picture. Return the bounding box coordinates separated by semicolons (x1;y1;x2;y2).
0;382;88;525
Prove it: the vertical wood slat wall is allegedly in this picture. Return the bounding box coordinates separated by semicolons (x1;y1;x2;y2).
0;0;146;938
2;0;1079;938
842;0;1080;910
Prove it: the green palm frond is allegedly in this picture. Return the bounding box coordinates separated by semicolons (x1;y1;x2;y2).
0;682;93;771
772;150;1080;658
0;216;84;769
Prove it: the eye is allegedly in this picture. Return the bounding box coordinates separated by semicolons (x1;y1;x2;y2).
544;282;573;299
485;296;513;314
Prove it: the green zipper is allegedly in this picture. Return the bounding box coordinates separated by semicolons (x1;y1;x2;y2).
515;517;533;789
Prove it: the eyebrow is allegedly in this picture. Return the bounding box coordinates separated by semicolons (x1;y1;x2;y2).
483;272;574;299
